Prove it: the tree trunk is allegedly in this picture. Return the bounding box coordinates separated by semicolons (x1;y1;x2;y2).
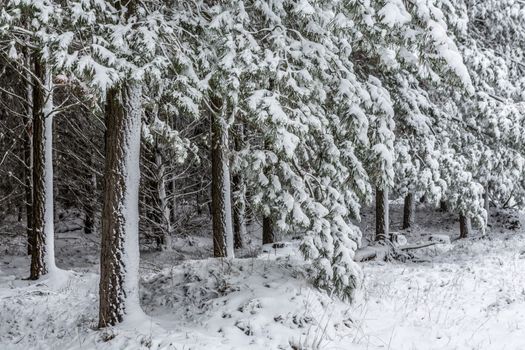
155;150;172;250
84;204;94;234
440;200;448;212
459;213;471;239
375;188;389;241
84;155;97;234
402;192;415;229
30;55;55;279
232;172;246;249
171;178;177;225
98;82;142;328
24;52;34;255
211;97;234;258
484;186;490;225
232;124;246;249
262;216;274;245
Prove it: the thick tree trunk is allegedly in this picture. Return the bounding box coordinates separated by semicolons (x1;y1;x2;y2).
459;213;471;239
402;192;415;229
30;56;55;279
211;97;234;258
375;188;389;241
262;216;274;245
98;82;142;328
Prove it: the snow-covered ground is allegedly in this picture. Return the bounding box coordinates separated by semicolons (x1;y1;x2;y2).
2;204;525;349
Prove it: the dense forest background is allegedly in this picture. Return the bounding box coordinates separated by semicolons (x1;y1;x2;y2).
1;0;525;349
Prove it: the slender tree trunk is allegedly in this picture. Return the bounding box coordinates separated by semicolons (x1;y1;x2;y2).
84;155;97;234
84;204;94;234
262;216;274;245
156;150;172;250
16;202;24;222
232;172;246;249
24;52;34;255
98;82;142;328
171;179;177;225
402;192;415;229
232;123;246;249
30;55;55;279
375;187;389;241
484;186;490;225
211;97;234;258
440;200;448;212
459;213;471;239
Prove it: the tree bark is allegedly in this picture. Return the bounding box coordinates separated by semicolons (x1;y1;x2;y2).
262;216;274;245
211;97;234;258
98;82;142;328
22;47;34;255
402;192;415;229
155;150;172;250
84;155;97;234
30;55;55;279
375;188;389;241
232;123;246;249
484;186;490;225
24;81;33;253
232;173;246;249
84;204;94;234
459;213;471;239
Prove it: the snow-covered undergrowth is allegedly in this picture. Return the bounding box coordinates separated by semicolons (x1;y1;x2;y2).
2;206;525;349
0;244;355;350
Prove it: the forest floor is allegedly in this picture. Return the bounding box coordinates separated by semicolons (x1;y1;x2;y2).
2;203;525;350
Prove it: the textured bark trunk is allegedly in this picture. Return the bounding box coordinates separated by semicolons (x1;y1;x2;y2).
211;97;234;258
98;82;142;328
402;192;415;229
30;55;55;279
375;188;389;241
262;216;274;245
459;213;471;239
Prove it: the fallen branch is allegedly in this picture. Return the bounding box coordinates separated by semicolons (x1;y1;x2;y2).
399;241;439;251
354;240;441;262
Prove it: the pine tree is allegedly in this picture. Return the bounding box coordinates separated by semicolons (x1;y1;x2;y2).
99;82;142;327
30;54;56;279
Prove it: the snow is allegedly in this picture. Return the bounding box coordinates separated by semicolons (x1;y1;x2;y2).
3;204;525;349
120;81;143;320
43;65;57;276
378;1;412;28
221;119;235;258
